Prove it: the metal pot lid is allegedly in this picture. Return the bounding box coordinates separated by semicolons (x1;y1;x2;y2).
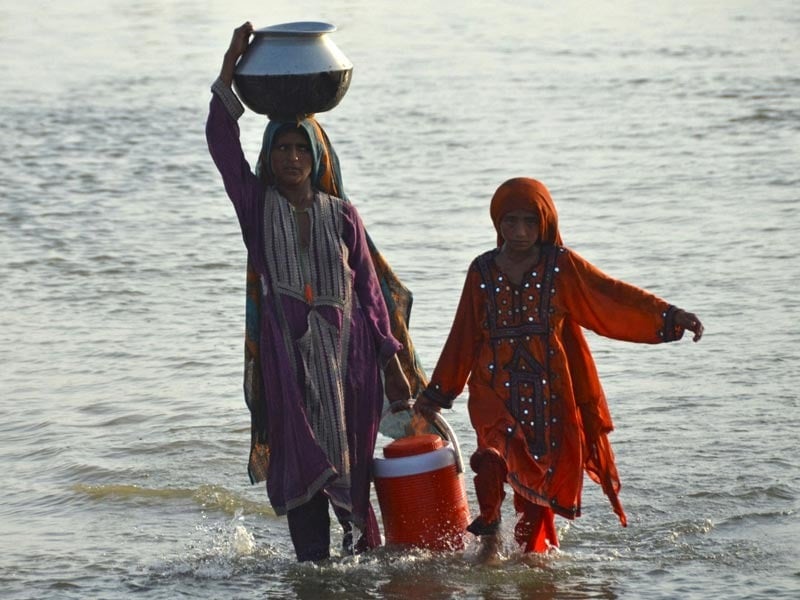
255;21;337;36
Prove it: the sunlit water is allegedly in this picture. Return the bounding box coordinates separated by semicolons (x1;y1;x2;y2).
1;1;798;598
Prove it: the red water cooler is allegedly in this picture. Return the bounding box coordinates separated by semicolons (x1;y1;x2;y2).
373;415;470;551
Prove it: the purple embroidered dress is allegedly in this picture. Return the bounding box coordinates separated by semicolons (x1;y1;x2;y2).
206;86;401;537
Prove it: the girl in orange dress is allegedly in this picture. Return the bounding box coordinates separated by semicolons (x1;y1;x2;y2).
414;177;703;559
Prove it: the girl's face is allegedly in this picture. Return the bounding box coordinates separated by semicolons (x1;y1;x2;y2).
499;209;540;252
270;129;313;188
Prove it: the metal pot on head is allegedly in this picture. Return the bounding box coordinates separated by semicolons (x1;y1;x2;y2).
233;21;353;119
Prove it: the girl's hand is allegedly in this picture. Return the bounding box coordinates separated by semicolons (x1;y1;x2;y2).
412;394;441;421
675;309;704;342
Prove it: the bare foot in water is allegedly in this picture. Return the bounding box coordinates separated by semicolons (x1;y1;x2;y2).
475;533;503;566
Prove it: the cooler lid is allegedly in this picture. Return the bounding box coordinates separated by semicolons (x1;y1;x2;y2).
383;434;443;458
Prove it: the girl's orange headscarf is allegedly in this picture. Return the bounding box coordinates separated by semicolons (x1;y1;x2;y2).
490;178;562;247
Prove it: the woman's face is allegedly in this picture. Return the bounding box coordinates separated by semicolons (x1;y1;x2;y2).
270;129;313;188
499;209;540;252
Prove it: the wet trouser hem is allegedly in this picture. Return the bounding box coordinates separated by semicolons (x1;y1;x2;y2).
287;491;332;562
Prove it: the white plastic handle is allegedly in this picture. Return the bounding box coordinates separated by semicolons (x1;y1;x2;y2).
429;412;465;474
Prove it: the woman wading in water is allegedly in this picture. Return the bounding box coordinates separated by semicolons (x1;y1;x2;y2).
207;22;424;562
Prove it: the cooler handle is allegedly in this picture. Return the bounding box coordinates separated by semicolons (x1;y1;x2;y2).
430;411;465;475
383;403;465;474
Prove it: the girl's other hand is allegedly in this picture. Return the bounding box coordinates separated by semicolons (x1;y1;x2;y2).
675;309;704;342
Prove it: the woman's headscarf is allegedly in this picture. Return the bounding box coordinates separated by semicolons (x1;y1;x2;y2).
488;176;628;526
489;177;560;247
256;117;345;196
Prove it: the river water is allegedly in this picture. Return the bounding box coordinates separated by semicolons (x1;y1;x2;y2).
1;1;798;598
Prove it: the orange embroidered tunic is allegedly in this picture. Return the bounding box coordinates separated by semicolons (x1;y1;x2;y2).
423;244;684;521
